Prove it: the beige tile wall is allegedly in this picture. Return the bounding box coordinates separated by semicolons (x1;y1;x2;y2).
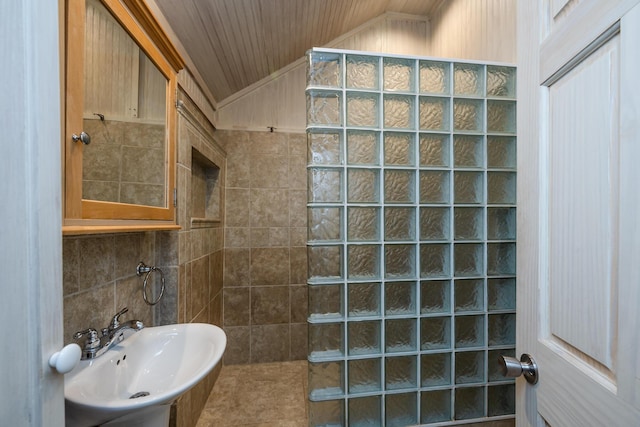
217;130;308;365
62;89;225;427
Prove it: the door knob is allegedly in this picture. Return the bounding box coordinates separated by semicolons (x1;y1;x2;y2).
49;343;81;374
498;353;538;384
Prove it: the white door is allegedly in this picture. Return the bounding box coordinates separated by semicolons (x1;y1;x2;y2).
518;0;640;425
0;1;65;425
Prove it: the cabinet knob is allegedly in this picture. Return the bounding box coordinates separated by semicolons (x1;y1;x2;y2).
72;131;91;145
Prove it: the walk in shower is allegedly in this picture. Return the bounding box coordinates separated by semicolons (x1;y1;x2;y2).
306;48;517;426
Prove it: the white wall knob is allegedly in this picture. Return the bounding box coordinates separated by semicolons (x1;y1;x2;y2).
49;343;81;374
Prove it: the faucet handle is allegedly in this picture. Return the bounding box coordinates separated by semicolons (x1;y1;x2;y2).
73;328;100;349
109;307;129;330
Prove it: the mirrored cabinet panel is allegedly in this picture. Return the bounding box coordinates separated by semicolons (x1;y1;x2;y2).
64;0;184;234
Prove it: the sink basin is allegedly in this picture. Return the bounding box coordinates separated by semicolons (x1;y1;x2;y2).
65;323;226;427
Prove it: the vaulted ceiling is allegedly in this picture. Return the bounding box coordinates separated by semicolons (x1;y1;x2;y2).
154;0;443;105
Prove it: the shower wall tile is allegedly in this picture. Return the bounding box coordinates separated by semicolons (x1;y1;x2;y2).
251;324;290;363
223;287;250;326
251;286;290;324
220;131;309;364
251;247;290;286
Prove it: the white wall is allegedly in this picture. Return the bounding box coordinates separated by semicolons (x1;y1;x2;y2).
215;0;516;132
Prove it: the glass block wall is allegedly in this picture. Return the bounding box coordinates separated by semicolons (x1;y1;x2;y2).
306;48;516;427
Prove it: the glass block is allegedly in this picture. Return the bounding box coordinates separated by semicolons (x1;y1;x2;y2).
347;169;380;203
309;322;344;358
309;283;343;319
420;389;452;424
488;172;516;204
308;245;342;280
349;395;382;427
308;168;343;203
419;97;450;131
453;99;484;132
385;356;417;390
308;207;342;242
307;90;342;126
454;171;483;204
308;130;343;166
420;280;451;314
420;207;450;240
454;243;484;277
487;243;516;275
384;95;415;129
455;315;485;348
385;392;418;427
384;170;415;203
348;358;382;394
309;360;344;399
487;100;516;133
454;279;484;312
309;399;345;427
488;348;515;381
421;352;452;386
347;130;380;165
455;386;485;420
487;136;516;169
454;135;483;168
488;384;516;416
347;92;379;128
348;207;380;241
347;245;381;279
419;133;450;167
487;207;516;240
348;282;381;318
385;281;416;315
454;63;484;96
384;132;415;166
420;243;451;278
348;320;381;355
385;245;416;279
385;207;415;241
455;350;485;384
454;207;483;240
385;319;417;353
420;170;450;204
420;316;451;350
488;313;516;346
487;65;516;98
346;55;379;90
384;57;415;92
308;52;341;87
488;278;516;311
419;60;450;94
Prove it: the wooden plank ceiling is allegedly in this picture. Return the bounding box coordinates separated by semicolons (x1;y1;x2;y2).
154;0;441;104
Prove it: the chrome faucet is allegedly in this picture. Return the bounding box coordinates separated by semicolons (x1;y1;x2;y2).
73;307;144;360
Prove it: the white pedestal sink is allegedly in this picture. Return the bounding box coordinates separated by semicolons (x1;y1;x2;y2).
64;323;226;427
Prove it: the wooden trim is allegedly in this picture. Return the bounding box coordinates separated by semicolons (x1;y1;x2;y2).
121;0;185;71
64;0;85;219
63;222;181;235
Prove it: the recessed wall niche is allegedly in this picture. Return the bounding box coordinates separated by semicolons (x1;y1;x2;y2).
191;148;221;225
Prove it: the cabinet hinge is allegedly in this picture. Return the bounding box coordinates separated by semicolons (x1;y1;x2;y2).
173;188;177;207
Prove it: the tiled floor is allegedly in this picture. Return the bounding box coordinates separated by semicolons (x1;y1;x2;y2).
196;360;308;427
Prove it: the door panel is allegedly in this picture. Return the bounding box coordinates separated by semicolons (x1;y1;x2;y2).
547;36;619;373
517;0;640;425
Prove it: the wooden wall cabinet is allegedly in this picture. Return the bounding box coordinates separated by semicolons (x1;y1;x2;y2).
63;0;184;234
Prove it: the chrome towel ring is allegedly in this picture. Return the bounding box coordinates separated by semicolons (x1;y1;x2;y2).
136;261;165;306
